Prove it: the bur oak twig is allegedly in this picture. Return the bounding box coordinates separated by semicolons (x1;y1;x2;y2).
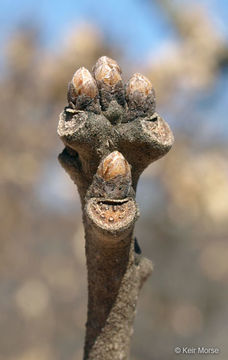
57;56;174;360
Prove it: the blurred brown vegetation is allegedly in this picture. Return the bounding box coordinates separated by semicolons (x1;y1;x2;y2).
0;3;228;360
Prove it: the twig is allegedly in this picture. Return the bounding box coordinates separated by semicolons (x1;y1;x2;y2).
57;56;174;360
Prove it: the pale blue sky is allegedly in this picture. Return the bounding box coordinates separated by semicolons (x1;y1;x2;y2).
0;0;227;61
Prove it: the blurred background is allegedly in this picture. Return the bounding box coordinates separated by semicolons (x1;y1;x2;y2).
0;0;228;359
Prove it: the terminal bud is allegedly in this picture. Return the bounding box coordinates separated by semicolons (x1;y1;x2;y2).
94;56;121;74
93;56;122;87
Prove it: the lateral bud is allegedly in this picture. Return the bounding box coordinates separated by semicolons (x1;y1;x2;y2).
67;67;99;111
97;151;131;181
126;73;156;118
88;151;133;200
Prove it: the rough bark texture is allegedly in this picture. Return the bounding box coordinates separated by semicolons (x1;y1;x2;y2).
57;56;174;360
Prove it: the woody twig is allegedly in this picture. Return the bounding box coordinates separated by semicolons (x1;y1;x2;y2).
57;56;174;360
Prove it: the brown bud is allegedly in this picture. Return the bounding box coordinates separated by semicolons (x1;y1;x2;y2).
125;73;156;117
93;56;122;86
126;73;153;97
94;56;122;74
70;67;98;99
97;151;131;181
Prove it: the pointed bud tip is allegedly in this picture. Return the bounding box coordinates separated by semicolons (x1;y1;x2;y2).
95;56;122;73
71;67;98;98
93;56;122;86
97;151;131;181
126;73;153;96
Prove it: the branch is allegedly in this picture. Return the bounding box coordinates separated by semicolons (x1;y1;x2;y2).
57;57;174;359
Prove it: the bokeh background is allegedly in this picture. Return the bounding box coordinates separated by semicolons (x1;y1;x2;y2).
1;0;228;359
